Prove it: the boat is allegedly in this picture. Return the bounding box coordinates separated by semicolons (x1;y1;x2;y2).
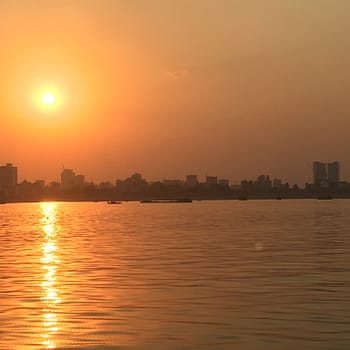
275;197;283;200
0;201;5;204
238;195;248;201
317;196;333;200
140;198;192;204
107;201;122;204
175;198;192;203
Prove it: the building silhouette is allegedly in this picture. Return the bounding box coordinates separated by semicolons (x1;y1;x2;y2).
0;163;17;194
163;179;183;186
206;176;217;186
312;161;340;189
116;173;147;193
313;161;327;187
327;161;340;186
61;168;85;189
218;179;229;186
186;175;198;187
76;175;85;188
272;178;282;189
256;175;272;191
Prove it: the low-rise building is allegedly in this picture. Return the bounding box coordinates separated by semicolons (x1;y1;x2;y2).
186;175;198;187
218;179;229;186
206;176;217;186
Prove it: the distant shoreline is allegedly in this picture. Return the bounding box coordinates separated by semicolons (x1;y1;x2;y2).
1;196;349;204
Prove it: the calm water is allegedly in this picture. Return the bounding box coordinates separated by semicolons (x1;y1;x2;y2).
0;200;350;350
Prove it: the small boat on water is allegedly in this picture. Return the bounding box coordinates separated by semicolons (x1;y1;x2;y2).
318;196;333;200
140;198;192;204
0;201;6;205
238;195;248;201
175;198;192;203
107;201;122;204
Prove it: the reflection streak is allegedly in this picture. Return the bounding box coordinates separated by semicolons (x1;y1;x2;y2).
40;203;61;349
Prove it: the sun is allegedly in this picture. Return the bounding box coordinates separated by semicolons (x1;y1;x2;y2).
42;92;55;105
33;85;63;112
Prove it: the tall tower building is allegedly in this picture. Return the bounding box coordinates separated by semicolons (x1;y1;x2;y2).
327;161;340;185
313;161;327;187
0;163;18;193
186;175;198;187
61;168;77;190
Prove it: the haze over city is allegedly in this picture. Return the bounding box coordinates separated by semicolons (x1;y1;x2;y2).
1;1;350;184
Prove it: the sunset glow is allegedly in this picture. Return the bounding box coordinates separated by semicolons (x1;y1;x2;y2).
1;1;350;184
42;92;55;105
1;1;350;349
33;87;63;113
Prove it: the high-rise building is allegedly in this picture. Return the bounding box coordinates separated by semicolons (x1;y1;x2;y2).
130;173;143;183
272;178;282;189
327;161;340;185
313;161;327;187
256;175;272;191
61;168;85;189
0;163;17;193
75;175;85;188
186;175;198;187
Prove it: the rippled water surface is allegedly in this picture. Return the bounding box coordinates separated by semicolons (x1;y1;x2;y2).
1;200;350;349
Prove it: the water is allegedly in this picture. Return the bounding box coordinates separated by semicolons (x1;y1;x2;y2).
0;200;350;349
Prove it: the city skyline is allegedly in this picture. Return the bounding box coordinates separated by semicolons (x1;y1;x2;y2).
2;160;350;203
2;2;350;349
0;159;344;188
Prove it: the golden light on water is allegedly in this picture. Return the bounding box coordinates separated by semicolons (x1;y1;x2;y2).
40;202;61;349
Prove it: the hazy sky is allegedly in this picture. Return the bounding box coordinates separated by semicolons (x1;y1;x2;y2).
1;0;350;185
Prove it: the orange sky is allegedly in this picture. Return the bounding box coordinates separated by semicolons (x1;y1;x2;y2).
1;0;350;185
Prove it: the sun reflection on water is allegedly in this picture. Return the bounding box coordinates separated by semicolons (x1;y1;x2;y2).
40;203;61;349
